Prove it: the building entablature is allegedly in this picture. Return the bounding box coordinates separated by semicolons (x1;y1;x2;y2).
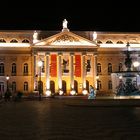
96;32;140;45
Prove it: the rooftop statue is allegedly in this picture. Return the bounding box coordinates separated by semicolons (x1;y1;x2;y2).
63;19;68;29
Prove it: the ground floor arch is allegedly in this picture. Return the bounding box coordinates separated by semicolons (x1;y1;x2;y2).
74;80;78;93
50;81;55;94
38;81;43;94
86;80;89;93
62;80;67;94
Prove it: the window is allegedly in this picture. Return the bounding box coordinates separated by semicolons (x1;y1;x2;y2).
10;39;18;43
0;82;4;93
0;63;4;76
108;63;112;74
22;39;30;43
12;82;16;92
12;63;16;75
106;40;113;44
24;63;28;75
108;80;112;90
97;40;102;44
97;63;101;74
0;39;6;43
117;41;123;44
24;82;28;91
119;63;123;71
97;80;102;90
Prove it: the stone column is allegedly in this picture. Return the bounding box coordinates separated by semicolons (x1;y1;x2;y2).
46;53;50;91
58;53;62;91
33;54;37;90
82;53;86;89
70;53;74;90
93;54;98;88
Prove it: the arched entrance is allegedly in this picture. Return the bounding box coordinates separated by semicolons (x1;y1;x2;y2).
50;81;55;94
62;80;67;94
74;80;78;93
0;82;4;97
38;81;43;94
86;80;89;93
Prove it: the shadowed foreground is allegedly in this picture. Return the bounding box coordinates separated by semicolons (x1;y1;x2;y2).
0;98;140;140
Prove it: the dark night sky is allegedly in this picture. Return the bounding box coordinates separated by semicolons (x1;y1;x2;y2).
0;1;140;32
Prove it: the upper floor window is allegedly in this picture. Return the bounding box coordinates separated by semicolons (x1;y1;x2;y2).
24;63;28;75
119;62;123;71
97;80;102;90
22;39;30;43
10;39;18;43
12;82;16;92
0;82;4;92
106;40;113;44
0;39;6;43
24;82;28;91
108;80;112;90
12;63;16;75
97;63;102;74
97;40;102;44
108;63;112;74
0;63;4;76
117;41;124;44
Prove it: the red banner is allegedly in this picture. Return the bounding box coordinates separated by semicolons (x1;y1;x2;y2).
50;54;57;77
75;55;81;77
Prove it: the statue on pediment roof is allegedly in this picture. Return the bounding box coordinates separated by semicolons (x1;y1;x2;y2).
63;19;68;29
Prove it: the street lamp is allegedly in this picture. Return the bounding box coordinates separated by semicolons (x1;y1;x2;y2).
6;75;10;92
38;60;43;100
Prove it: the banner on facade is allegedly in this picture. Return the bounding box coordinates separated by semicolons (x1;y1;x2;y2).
75;55;81;77
50;54;57;77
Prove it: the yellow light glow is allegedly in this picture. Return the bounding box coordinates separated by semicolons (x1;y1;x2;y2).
58;81;62;89
46;81;50;90
96;75;99;79
133;61;140;67
6;76;9;80
119;76;122;79
45;90;51;96
59;90;63;95
83;82;86;89
70;90;76;95
82;89;88;95
38;61;43;67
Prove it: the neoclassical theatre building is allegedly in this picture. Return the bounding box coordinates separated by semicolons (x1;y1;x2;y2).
0;20;140;96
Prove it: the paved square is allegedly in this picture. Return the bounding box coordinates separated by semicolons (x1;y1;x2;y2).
0;98;140;140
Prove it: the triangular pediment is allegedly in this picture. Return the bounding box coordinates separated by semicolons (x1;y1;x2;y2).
34;31;97;46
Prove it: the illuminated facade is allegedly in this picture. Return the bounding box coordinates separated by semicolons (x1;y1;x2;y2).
0;21;140;96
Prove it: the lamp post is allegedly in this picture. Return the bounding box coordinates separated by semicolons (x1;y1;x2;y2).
38;60;43;101
6;75;10;92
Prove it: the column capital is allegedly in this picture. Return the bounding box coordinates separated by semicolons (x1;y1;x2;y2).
45;52;50;56
93;52;98;56
32;51;37;56
82;52;86;56
58;52;63;56
70;53;74;56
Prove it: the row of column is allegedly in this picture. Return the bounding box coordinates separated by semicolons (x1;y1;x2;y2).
33;53;97;94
